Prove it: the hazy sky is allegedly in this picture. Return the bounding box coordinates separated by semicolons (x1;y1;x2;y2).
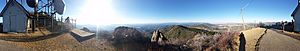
0;0;297;24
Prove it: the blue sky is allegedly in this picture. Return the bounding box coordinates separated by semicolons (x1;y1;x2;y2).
0;0;298;24
112;0;296;23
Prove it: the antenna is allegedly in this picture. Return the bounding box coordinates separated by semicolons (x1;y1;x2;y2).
53;0;65;15
26;0;38;8
26;0;39;32
6;0;8;3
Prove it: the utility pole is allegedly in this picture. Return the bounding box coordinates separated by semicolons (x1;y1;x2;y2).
32;1;38;33
240;0;254;30
241;9;246;30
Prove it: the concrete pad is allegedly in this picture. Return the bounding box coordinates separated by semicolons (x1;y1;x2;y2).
71;29;95;37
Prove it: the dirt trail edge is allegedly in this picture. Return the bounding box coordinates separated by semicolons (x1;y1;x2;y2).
241;28;266;51
255;29;267;51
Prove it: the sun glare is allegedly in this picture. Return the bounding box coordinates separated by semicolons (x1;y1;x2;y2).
77;0;130;25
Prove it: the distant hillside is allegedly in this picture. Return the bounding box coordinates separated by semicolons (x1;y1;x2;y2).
159;25;218;45
189;23;218;31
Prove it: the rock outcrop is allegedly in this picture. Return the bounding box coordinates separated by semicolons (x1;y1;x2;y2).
112;26;144;42
151;30;168;45
111;26;149;51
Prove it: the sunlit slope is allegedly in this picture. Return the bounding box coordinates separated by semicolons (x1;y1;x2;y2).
159;25;218;44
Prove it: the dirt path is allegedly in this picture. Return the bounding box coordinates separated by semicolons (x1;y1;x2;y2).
241;28;266;51
0;32;114;51
257;29;300;51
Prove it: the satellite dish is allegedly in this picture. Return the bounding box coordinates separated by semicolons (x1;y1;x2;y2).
53;0;65;15
26;0;38;8
6;0;9;3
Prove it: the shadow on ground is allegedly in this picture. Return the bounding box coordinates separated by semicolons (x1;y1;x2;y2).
239;32;246;51
70;32;95;42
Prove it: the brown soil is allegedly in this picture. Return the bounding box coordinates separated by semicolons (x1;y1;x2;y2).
0;32;114;51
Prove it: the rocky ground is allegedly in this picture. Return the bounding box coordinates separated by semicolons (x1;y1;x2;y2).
0;32;115;51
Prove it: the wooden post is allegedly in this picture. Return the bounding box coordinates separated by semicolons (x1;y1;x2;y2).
74;18;76;28
292;20;294;31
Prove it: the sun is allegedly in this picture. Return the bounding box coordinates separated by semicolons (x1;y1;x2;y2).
76;0;130;25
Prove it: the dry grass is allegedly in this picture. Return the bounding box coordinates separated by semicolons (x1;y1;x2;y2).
281;31;300;40
181;31;239;51
204;32;239;51
241;28;266;51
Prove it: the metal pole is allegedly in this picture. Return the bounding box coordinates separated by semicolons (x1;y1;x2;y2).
75;18;76;28
51;0;54;31
32;1;38;33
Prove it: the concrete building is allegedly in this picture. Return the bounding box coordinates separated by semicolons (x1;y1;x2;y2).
292;0;300;32
0;0;32;32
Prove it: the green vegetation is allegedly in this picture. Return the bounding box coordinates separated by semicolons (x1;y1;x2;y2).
160;25;219;44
